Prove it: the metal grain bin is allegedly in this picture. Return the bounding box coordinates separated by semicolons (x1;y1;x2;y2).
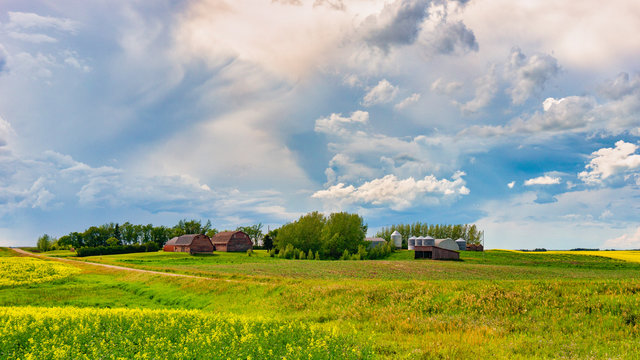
455;238;466;251
391;231;402;248
423;236;435;246
408;237;415;250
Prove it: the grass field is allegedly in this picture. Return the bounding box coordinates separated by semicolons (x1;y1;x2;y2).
2;248;640;358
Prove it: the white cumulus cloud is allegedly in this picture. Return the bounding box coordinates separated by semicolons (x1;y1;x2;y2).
395;93;421;109
314;111;369;137
524;175;561;186
6;11;80;33
579;140;640;184
312;171;470;211
362;79;399;106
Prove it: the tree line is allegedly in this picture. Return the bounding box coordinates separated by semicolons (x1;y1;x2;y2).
37;219;269;252
375;222;484;248
38;219;216;251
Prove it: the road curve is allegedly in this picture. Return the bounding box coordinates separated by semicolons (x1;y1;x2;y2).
10;248;210;280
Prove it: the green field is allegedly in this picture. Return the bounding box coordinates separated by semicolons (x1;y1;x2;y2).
2;248;640;359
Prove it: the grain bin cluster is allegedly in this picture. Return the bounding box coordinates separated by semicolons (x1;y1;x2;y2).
403;234;482;260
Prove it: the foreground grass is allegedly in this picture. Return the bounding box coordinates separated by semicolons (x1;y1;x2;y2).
4;248;640;358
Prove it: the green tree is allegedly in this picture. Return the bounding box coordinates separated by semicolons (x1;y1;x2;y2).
37;234;52;252
205;228;219;238
320;212;366;259
275;212;326;253
106;237;120;246
236;223;263;246
173;219;212;236
150;226;173;247
262;234;274;250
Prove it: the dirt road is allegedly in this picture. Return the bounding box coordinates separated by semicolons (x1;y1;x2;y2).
10;248;209;280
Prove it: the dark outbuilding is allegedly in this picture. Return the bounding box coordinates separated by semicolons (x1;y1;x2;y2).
365;237;387;250
163;234;214;254
414;245;460;260
210;231;253;252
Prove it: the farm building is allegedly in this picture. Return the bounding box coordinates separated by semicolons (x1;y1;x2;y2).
365;237;386;250
434;238;459;251
414;245;460;260
163;234;214;254
466;243;484;251
210;231;253;252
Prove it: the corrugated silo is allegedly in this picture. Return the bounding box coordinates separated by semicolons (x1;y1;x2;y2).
408;236;415;250
415;236;423;246
455;238;466;251
423;236;435;246
391;231;402;248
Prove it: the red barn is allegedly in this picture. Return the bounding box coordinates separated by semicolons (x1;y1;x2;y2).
210;231;253;252
163;234;213;254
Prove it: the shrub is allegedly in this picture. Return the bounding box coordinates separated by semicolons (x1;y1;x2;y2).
106;237;120;247
284;244;295;259
246;249;253;257
76;243;159;257
315;251;320;260
340;249;350;260
299;250;306;260
269;249;276;257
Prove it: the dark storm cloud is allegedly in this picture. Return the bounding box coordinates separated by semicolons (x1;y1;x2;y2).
598;72;640;100
423;20;478;54
362;0;431;51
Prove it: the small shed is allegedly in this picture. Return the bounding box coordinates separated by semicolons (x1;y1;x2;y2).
163;234;213;254
365;237;386;250
210;231;253;252
164;237;179;252
414;245;459;260
466;243;484;252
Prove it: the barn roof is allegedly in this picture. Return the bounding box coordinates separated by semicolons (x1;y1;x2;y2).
166;234;204;246
211;231;247;244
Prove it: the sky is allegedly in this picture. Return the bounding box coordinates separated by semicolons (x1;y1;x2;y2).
1;0;640;249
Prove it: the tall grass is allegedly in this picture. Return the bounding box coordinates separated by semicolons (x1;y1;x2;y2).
4;249;640;358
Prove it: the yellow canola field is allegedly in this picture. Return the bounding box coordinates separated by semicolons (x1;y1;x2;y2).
509;250;640;264
0;306;371;360
0;257;81;287
548;250;640;263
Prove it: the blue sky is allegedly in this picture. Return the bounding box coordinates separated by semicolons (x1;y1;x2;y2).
1;0;640;249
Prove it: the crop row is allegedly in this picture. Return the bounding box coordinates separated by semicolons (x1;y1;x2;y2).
0;306;372;359
0;258;81;287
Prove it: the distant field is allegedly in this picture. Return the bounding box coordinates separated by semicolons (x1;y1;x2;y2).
3;247;640;358
54;249;640;281
518;250;640;264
